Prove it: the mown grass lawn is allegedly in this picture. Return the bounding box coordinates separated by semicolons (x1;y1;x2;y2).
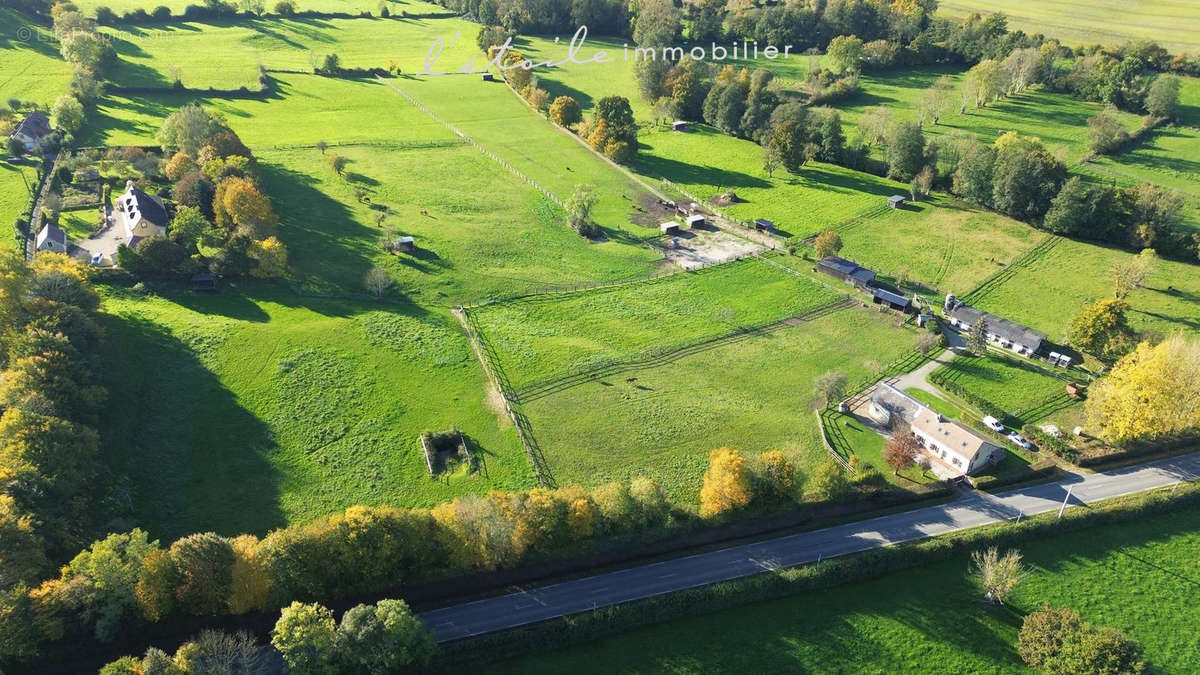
938;0;1200;53
471;258;843;390
58;207;101;241
522;307;915;502
932;354;1071;425
970;237;1200;342
485;502;1200;674
0;9;74;107
97;284;534;539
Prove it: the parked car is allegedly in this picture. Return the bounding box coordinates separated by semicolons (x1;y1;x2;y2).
1007;432;1033;450
982;415;1004;432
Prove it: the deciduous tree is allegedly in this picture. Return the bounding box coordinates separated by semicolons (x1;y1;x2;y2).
1069;299;1137;362
812;230;843;259
970;546;1028;605
271;602;338;675
884;430;920;475
1086;334;1200;443
698;447;753;518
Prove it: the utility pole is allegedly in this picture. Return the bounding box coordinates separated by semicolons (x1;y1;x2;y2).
1057;485;1074;519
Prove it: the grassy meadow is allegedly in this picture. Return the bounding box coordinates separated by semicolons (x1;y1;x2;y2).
469;258;843;390
522;307;915;502
969;237;1200;342
98;285;535;539
0;9;75;107
939;0;1200;53
73;0;449;20
0;161;36;248
101;13;482;89
485;501;1200;674
1079;124;1200;229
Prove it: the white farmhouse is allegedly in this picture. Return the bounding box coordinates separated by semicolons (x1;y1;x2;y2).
117;180;168;247
910;409;1004;476
35;224;68;253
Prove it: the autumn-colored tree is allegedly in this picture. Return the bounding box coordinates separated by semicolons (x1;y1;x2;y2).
884;430;921;475
1069;299;1137;362
812;230;843;259
227;534;271;614
164;152;198;182
757;450;798;501
1086;335;1200;443
249;236;288;278
699;447;753;518
431;494;518;570
134;547;178;622
549;95;582;127
216;177;277;239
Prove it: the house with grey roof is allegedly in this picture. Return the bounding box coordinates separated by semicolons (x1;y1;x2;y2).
816;256;876;289
118;180;168;247
35;224;68;253
944;294;1046;356
10;111;51;152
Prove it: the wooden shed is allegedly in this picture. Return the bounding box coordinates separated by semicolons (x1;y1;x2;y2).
660;221;680;235
754;218;775;233
482;72;495;82
887;195;906;209
394;235;415;252
671;120;688;131
191;272;217;293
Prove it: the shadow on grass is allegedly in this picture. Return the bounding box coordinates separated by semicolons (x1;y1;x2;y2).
97;313;284;538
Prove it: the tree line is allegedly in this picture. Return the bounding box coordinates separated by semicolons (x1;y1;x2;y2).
0;253;109;647
0;441;890;666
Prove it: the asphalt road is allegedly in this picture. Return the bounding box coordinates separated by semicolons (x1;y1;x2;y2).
420;451;1200;642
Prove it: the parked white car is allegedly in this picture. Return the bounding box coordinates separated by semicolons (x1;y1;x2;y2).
982;415;1004;432
1007;432;1033;449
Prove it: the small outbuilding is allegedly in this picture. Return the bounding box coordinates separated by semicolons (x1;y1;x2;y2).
10;111;51;152
482;72;495;82
394;235;415;252
686;214;706;228
660;221;680;235
35;224;67;253
754;218;775;233
816;255;876;289
872;287;912;312
190;272;217;293
671;120;688;132
888;195;906;209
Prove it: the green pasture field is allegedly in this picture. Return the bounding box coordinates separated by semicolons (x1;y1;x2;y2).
0;9;75;107
931;354;1079;428
969;237;1200;342
782;196;1042;297
633;125;909;237
258;144;660;302
73;0;448;20
470;258;843;391
486;500;1200;674
0;161;37;248
98;284;534;539
82;74;663;301
82;73;453;147
939;0;1200;53
1079;124;1200;230
521;306;915;502
101;13;482;89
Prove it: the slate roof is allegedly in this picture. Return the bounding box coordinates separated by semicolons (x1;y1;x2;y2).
36;224;65;247
950;304;1046;348
14;112;51;140
122;183;168;228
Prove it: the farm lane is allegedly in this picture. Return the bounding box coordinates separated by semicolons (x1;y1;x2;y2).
421;450;1200;641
